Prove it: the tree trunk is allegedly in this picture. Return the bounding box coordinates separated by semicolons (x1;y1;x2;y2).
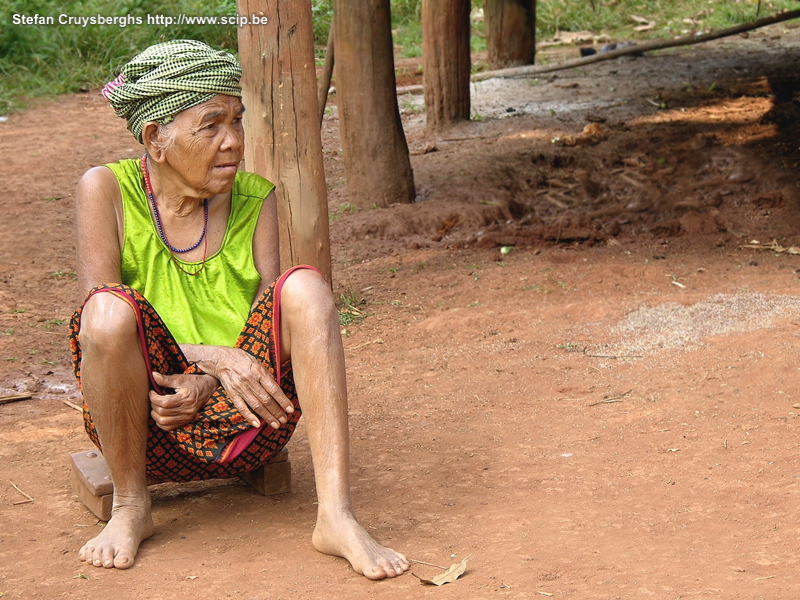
236;0;332;282
318;22;335;125
422;0;471;132
485;0;537;69
333;0;416;208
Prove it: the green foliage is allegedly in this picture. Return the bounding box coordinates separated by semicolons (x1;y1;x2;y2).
2;0;798;115
311;0;333;57
0;0;239;113
535;0;796;41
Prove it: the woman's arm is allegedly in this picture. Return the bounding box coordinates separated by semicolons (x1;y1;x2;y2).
170;189;291;430
75;166;125;297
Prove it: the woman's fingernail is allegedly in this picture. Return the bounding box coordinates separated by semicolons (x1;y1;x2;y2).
252;420;260;427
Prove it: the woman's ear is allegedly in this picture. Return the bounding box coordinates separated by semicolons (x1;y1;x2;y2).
141;122;164;162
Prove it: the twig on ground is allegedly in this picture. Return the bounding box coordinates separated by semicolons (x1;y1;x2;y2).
10;480;34;504
740;241;800;255
585;354;642;359
62;399;83;412
590;389;633;406
411;559;448;570
347;339;386;351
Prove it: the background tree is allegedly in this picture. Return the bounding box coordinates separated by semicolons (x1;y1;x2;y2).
422;0;471;131
333;0;416;208
485;0;537;69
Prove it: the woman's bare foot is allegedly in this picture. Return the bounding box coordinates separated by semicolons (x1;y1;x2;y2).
79;496;154;569
312;508;410;580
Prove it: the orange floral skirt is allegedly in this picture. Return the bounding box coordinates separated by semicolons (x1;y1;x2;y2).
69;268;312;482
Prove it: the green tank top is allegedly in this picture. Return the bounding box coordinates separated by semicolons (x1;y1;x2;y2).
107;159;274;347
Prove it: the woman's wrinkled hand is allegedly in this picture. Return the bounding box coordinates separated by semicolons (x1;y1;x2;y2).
149;371;219;431
197;346;294;430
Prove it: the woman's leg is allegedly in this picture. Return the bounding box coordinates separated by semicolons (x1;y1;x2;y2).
76;291;154;569
277;269;409;580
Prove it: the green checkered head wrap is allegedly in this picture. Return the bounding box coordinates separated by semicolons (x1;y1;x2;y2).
102;39;242;144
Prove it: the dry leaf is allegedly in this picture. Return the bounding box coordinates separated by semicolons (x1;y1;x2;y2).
414;554;472;586
630;15;655;31
554;30;595;44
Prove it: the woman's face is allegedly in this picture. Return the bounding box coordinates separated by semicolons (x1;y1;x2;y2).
160;94;245;198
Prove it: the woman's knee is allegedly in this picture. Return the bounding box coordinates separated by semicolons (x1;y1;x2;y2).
280;268;335;317
79;291;139;348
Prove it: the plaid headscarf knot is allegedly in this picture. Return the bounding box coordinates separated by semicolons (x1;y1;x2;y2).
102;39;242;144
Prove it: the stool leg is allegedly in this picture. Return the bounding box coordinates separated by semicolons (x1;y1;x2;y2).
238;459;292;496
69;450;113;521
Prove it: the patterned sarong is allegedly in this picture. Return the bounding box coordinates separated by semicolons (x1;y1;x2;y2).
69;269;308;482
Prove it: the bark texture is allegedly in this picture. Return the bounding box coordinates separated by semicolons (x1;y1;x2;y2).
422;0;471;132
333;0;416;208
485;0;537;69
236;0;332;281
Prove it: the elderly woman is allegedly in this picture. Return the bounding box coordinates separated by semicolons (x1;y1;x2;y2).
69;40;408;579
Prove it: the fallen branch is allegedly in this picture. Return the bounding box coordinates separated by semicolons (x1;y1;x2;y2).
585;354;642;359
472;9;800;82
0;393;32;405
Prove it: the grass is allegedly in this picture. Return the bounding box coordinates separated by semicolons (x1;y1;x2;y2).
2;0;797;114
336;288;367;327
0;0;239;114
328;201;357;222
51;269;77;280
557;342;584;352
539;0;797;42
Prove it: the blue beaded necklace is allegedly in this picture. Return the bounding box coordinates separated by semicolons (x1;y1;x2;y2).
140;155;208;254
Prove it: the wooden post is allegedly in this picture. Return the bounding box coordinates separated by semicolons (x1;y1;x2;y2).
485;0;536;69
422;0;472;131
236;0;332;282
333;0;416;208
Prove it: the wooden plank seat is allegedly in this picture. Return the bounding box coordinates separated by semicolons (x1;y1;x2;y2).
70;448;291;521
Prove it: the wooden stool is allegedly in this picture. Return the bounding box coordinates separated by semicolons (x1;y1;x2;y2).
70;448;291;521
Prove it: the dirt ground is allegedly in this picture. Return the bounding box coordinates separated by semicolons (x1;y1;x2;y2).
4;22;800;600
